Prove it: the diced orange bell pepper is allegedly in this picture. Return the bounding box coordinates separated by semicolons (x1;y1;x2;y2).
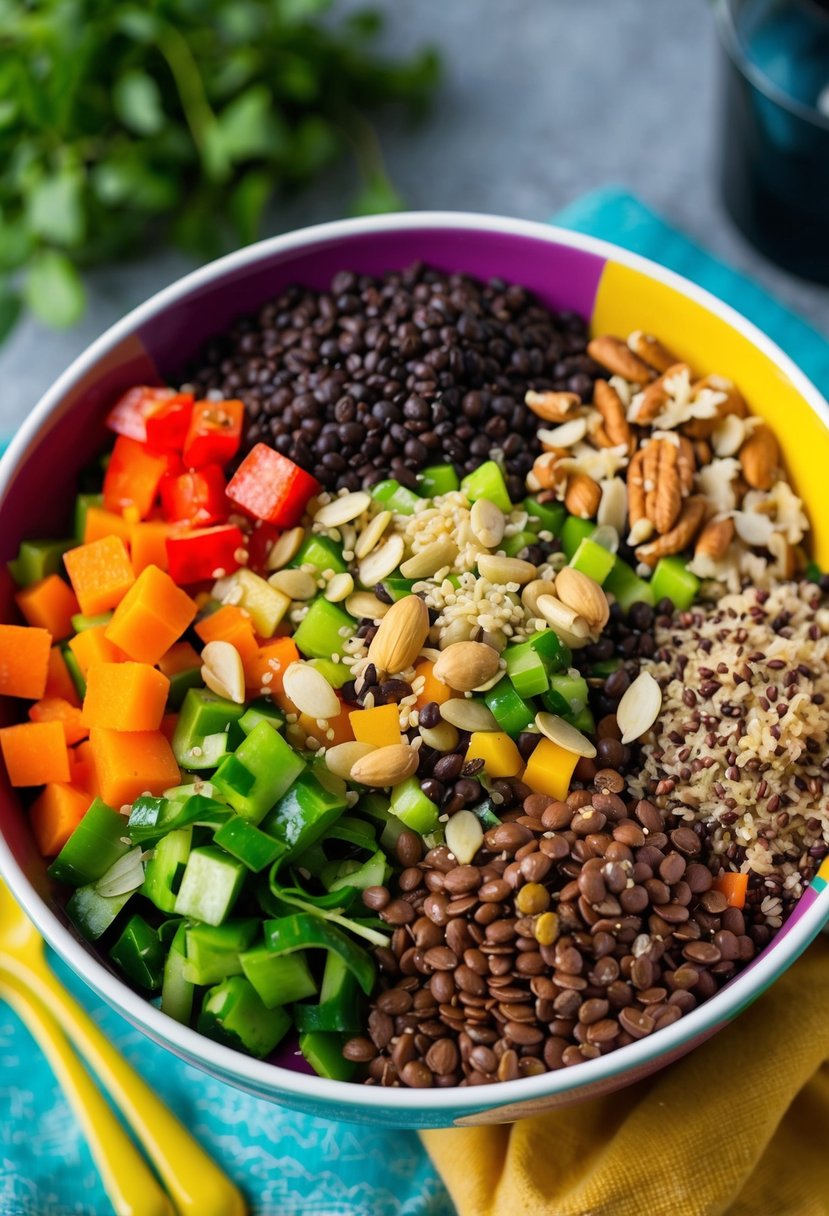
63;535;136;616
296;704;354;749
88;726;180;807
29;783;91;856
349;704;402;748
157;641;201;678
83;506;133;547
465;731;523;778
103;435;169;520
712;871;749;909
414;659;453;709
70;739;100;799
16;576;79;640
45;646;81;706
0;720;70;786
105;565;197;665
245;637;300;697
82;661;169;732
522;737;579;800
29;697;89;745
68;627;127;677
129;520;176;575
0;625;52;699
196;605;259;667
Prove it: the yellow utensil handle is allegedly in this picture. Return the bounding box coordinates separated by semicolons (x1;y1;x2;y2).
0;970;174;1216
0;951;247;1216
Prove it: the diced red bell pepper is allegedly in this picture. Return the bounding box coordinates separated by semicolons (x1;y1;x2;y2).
106;386;193;445
183;399;245;469
226;443;319;528
103;435;169;520
166;525;244;584
160;464;229;527
245;522;282;574
144;395;194;450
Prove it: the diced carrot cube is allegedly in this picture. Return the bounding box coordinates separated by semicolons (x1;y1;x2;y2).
83;506;133;547
70;740;100;798
296;704;353;749
129;521;176;575
0;625;51;699
103;435;168;519
64;536;136;615
0;721;70;786
105;565;196;665
712;871;749;909
89;726;180;807
45;646;81;706
30;783;91;856
68;627;127;677
83;661;169;731
244;637;299;696
16;576;79;640
414;659;453;709
196;605;258;666
157;641;200;678
29;697;89;745
349;704;402;748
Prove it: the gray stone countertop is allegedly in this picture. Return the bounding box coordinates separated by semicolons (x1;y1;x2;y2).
1;0;827;436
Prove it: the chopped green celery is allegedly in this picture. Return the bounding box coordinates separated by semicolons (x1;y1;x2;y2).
213;720;305;824
238;699;284;735
307;658;351;690
161;924;194;1025
379;577;417;602
523;496;566;535
48;799;131;888
172;688;246;772
503;630;569;699
8;538;73;588
461;460;512;513
128;792;229;845
183;920;259;985
198;976;291;1059
166;666;203;712
473;799;501;830
240;945;317;1008
299;1031;355;1081
325;814;377;851
528;628;571;666
371;479;422;514
604;558;655;612
214;816;285;872
61;645;86;699
650;556;700;611
109;914;164;990
142;827;192;913
294;953;362;1033
163;779;221;801
329;848;388;892
568;705;596;735
561;516;596;560
260;767;346;860
66;884;132;940
292;596;355;660
74;493;103;541
289;534;346;576
173;846;246;925
502;531;538;558
569;537;616;584
418;464;459;497
265;913;376;995
484;678;535;736
70;611;113;632
543;672;589;719
389;777;439;835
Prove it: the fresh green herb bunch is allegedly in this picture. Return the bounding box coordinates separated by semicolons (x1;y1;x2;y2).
0;0;439;340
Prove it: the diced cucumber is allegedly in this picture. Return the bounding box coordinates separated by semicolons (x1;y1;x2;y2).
61;645;86;699
74;493;103;541
66;884;132;941
328;848;388;892
240;946;317;1008
604;558;655;612
174;846;246;925
650;556;700;611
299;1031;355;1081
389;777;439;835
166;665;203;711
523;497;566;535
484;678;535;736
503;631;569;700
183;920;259;985
418;465;459;497
213;816;285;872
142;828;192;913
294;953;362;1034
127;792;229;846
561;516;596;560
568;705;596;735
371;479;422;515
289;534;346;576
161;924;195;1025
292;597;355;660
213;720;306;823
198;976;291;1058
461;460;512;513
378;577;417;602
109;915;165;991
48;799;132;888
172;688;246;772
569;538;616;584
543;672;589;718
7;538;72;588
70;611;113;633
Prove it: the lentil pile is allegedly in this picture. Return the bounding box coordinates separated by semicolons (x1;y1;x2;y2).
345;766;774;1088
189;263;600;495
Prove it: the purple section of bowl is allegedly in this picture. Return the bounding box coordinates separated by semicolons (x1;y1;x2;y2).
136;225;607;378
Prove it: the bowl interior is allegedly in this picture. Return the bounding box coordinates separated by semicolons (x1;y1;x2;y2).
1;214;829;1122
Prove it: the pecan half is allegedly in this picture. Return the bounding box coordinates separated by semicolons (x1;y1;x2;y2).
627;331;681;374
739;424;779;491
635;496;707;566
629;363;692;426
683;375;747;439
587;335;653;384
593;379;634;452
676;434;696;494
564;473;601;519
695;516;735;561
524;390;582;423
627;448;649;529
644;438;682;535
530;451;567;491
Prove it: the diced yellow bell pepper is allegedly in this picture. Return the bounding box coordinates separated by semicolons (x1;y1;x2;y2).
215;569;290;637
523;737;578;799
465;730;523;778
349;703;401;748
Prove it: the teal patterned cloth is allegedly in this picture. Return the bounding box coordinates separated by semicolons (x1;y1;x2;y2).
1;189;827;1216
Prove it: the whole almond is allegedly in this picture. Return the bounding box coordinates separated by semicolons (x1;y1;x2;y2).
524;390;582;423
368;594;429;674
739;424;779;491
564;473;601;520
350;743;419;787
555;567;610;632
325;740;376;781
587;335;653;384
695;516;735;561
433;640;501;692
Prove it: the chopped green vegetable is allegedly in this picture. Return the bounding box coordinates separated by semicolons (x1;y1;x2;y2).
604;558;655;612
240;946;317;1009
523;497;566;535
298;1031;355;1082
174;846;246;925
172;688;245;772
8;538;73;588
371;479;422;515
213;816;285;872
389;777;439;835
260;768;347;861
183;920;259;986
66;883;132;941
161;924;195;1025
213;720;305;824
289;534;346;576
418;465;459;496
110;914;164;990
461;460;512;513
560;516;597;560
292;597;355;660
48;798;131;888
502;531;539;558
265;913;376;996
650;556;700;611
485;678;535;736
198;976;291;1059
569;537;616;584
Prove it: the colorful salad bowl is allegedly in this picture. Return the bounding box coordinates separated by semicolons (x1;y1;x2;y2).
1;212;828;1128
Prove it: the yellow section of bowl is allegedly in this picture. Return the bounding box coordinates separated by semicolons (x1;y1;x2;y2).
592;259;829;568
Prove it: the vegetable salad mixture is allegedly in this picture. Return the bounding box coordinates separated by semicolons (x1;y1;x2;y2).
1;265;826;1088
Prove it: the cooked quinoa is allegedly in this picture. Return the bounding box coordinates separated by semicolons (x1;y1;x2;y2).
629;581;829;904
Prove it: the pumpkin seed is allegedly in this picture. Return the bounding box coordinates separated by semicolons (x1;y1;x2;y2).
268;568;317;601
418;721;459;752
440;698;500;732
535;711;597;758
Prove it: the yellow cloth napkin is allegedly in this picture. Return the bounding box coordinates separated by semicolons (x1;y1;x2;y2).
422;937;829;1216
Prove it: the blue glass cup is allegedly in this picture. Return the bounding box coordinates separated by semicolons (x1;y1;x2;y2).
715;0;829;283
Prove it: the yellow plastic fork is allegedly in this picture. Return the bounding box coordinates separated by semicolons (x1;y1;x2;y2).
0;881;247;1216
